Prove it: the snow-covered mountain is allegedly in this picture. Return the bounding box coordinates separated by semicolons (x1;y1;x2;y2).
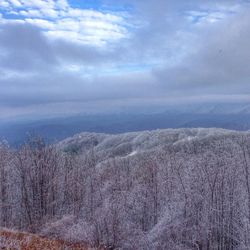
58;128;241;157
1;128;250;249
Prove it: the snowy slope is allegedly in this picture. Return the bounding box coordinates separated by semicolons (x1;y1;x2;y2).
58;128;239;157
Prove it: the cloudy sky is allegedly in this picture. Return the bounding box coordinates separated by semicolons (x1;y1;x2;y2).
0;0;250;118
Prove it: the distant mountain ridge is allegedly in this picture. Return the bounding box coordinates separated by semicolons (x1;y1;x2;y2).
163;103;250;114
1;103;250;146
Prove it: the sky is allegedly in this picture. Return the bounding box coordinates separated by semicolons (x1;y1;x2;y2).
0;0;250;118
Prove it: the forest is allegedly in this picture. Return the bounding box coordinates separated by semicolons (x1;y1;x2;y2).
1;128;250;250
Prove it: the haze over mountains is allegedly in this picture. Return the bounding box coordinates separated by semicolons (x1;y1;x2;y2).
1;103;250;146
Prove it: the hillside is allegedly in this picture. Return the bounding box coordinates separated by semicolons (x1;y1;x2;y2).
58;127;240;157
1;128;250;249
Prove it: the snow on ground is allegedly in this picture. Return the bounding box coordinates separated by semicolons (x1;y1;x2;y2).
128;150;137;156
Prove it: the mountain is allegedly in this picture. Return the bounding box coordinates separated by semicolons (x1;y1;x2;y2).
1;128;250;249
58;127;234;156
1;103;250;146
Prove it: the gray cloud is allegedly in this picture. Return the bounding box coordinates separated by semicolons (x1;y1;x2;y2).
0;23;56;72
0;0;250;118
154;9;250;95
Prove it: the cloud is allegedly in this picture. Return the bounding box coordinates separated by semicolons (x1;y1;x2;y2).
0;0;250;118
153;9;250;95
0;0;129;45
0;23;57;72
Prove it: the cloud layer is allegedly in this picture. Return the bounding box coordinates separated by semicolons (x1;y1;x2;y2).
0;0;250;118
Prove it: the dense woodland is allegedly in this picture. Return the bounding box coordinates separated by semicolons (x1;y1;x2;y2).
1;128;250;249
